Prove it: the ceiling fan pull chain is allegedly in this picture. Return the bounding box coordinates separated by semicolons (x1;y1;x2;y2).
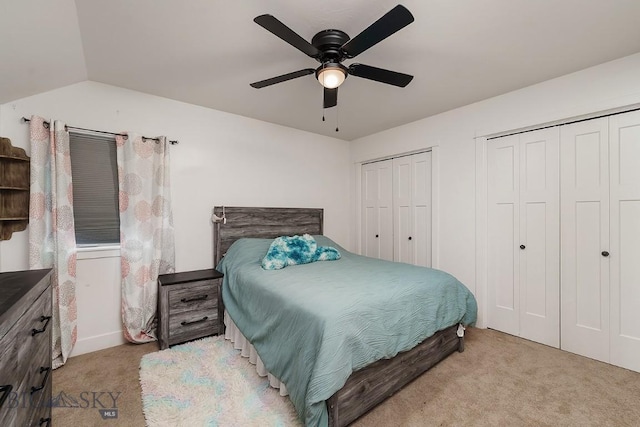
335;104;339;132
322;67;326;123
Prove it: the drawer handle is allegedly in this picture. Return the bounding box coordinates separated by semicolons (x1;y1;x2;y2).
39;418;51;427
180;294;208;304
31;367;51;395
181;316;208;326
0;384;12;408
31;315;52;336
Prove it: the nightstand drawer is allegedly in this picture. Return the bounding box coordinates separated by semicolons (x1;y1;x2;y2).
168;282;217;313
169;308;219;346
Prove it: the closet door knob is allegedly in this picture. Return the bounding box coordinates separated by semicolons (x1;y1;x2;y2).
602;251;609;257
408;236;412;240
520;245;526;250
375;234;379;238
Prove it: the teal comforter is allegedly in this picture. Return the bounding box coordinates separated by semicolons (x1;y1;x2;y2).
216;236;477;426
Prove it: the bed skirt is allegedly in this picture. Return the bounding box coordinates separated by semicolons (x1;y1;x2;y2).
224;311;290;397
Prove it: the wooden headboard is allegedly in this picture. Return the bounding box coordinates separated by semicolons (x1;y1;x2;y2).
212;206;324;266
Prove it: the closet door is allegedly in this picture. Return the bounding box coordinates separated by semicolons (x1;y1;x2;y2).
361;160;393;261
412;152;432;267
609;110;640;372
518;129;560;347
487;128;559;346
393;152;432;267
560;118;610;363
487;135;520;337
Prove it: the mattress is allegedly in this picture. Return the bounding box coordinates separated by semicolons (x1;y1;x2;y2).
216;235;477;426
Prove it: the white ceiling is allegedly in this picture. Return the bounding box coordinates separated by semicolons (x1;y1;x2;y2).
2;1;640;141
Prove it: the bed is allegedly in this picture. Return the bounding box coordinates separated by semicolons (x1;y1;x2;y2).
212;206;477;427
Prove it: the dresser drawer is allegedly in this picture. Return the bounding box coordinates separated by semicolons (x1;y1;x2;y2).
168;281;218;314
26;379;51;427
17;289;52;368
5;363;51;427
0;270;52;427
23;364;51;409
0;337;20;427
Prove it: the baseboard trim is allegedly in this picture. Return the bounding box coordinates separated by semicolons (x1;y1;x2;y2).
70;330;127;357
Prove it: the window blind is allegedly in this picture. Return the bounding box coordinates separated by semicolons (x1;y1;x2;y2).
69;132;120;245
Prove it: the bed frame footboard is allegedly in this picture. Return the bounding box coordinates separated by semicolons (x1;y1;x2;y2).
327;324;462;427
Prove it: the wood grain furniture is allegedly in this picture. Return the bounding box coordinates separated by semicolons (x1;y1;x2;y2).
157;269;224;350
0;269;53;427
213;206;466;427
0;137;30;241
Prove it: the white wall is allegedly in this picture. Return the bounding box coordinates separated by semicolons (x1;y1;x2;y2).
0;81;350;355
4;53;640;355
350;53;640;328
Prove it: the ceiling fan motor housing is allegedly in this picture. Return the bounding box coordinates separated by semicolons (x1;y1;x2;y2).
311;29;350;62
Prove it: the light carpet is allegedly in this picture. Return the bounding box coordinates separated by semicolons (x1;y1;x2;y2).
139;336;300;426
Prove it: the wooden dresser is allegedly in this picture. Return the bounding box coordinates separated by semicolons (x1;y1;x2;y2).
0;269;53;427
157;269;224;350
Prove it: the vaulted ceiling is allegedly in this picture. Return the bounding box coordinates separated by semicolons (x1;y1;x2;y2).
2;1;640;140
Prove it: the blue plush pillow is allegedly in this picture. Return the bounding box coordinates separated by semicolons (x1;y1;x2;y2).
313;245;341;262
261;234;341;270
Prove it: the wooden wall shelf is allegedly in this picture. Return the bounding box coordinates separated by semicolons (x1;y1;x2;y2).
0;137;30;240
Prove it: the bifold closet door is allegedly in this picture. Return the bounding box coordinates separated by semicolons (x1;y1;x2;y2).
608;110;640;372
560;117;610;363
487;128;559;347
487;135;520;337
517;129;559;347
361;160;393;261
393;152;432;267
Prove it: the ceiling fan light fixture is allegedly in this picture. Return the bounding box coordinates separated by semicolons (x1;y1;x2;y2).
316;63;347;89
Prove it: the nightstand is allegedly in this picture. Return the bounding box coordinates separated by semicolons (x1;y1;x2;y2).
157;269;224;350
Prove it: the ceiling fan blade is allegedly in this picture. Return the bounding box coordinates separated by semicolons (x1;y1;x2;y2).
254;15;321;58
349;63;413;87
324;87;337;108
341;5;414;59
250;69;315;89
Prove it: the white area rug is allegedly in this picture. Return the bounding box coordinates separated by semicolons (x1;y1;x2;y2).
139;336;300;426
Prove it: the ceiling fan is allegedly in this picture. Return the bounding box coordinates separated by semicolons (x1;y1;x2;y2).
250;4;415;110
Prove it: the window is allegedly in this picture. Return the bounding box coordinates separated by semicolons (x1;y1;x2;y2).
69;132;120;246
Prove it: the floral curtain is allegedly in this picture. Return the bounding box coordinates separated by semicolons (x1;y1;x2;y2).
28;115;78;369
116;133;175;343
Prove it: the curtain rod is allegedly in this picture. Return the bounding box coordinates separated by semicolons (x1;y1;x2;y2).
21;117;179;145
